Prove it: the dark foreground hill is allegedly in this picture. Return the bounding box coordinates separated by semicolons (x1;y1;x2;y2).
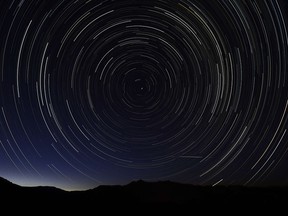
0;177;287;206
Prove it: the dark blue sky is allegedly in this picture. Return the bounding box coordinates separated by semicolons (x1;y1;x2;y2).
0;0;288;191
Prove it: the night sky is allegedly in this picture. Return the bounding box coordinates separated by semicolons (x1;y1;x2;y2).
0;0;288;191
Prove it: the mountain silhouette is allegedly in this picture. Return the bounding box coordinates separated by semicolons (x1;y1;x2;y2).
0;176;287;206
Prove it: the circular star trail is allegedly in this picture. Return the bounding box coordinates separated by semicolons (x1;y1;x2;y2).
0;0;288;190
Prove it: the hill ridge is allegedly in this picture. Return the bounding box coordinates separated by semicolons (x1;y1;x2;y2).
0;176;287;205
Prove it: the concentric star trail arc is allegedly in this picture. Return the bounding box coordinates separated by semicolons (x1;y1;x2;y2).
0;0;287;190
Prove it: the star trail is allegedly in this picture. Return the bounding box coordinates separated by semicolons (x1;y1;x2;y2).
0;0;288;190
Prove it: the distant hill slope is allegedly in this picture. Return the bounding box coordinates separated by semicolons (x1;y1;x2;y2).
0;177;287;205
0;176;21;192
